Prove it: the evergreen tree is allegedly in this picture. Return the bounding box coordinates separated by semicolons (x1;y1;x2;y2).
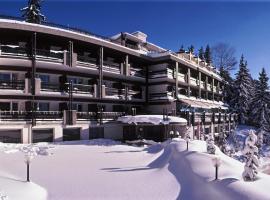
242;130;259;181
188;45;194;54
21;0;46;24
204;44;212;64
179;45;185;53
220;67;235;107
251;68;270;131
233;55;253;124
198;47;204;60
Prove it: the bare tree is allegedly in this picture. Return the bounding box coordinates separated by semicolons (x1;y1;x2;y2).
212;43;237;71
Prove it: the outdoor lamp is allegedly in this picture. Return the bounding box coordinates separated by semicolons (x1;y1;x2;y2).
212;156;221;180
175;131;180;138
169;130;174;139
24;153;34;182
185;134;190;151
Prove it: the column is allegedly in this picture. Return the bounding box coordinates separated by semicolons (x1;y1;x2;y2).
175;62;179;99
205;76;208;99
98;47;103;99
198;71;201;99
212;76;215;101
125;54;129;76
68;41;73;67
187;68;190;97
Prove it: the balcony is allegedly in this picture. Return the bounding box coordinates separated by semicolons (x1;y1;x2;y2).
0;80;25;90
105;87;125;99
130;67;145;78
0;111;63;121
77;55;98;70
0;45;64;63
149;92;174;101
41;82;94;96
149;69;168;79
70;83;94;95
36;49;64;62
200;81;205;89
77;111;125;121
103;61;121;74
190;77;198;86
41;82;61;92
127;89;142;100
207;83;212;91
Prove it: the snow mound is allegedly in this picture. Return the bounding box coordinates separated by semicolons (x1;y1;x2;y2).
146;139;270;200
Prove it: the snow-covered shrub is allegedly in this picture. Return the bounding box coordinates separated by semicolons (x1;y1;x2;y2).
206;134;216;154
256;130;264;156
242;130;259;181
0;191;8;200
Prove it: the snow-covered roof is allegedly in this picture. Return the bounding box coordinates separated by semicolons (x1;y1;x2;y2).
118;115;187;125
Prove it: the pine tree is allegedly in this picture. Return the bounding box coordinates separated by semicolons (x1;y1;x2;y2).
179;45;185;53
233;55;253;124
251;68;270;131
188;45;194;54
198;47;204;60
242;130;259;181
204;44;212;64
21;0;46;24
220;67;235;107
206;134;216;154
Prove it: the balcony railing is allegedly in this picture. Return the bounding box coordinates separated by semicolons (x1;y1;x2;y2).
103;61;121;74
77;55;98;70
41;82;61;92
149;92;174;100
0;45;64;62
1;45;28;57
190;77;198;86
0;80;25;90
130;67;145;78
36;49;64;61
77;111;125;121
105;87;125;99
0;111;63;121
70;83;94;95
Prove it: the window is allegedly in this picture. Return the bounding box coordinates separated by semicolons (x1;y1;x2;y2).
0;102;10;111
38;103;50;111
0;73;11;81
38;74;50;83
67;77;83;84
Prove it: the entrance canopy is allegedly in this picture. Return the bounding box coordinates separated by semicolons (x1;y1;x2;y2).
178;96;228;110
118;115;187;125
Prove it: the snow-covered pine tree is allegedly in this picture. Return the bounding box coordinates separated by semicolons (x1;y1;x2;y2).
204;45;212;64
232;55;253;124
251;68;270;131
220;67;235;107
257;130;264;156
21;0;46;24
206;134;216;154
198;47;204;60
242;130;259;181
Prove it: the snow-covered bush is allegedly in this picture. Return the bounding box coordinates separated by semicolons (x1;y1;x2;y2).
242;130;259;181
206;134;216;154
0;191;8;200
256;130;264;156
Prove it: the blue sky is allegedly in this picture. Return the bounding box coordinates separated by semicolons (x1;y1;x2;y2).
0;1;269;80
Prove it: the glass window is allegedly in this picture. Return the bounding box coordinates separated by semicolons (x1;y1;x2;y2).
0;102;11;111
38;74;50;83
38;103;50;111
0;73;11;81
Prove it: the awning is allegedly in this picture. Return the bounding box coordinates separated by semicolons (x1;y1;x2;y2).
178;97;228;110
